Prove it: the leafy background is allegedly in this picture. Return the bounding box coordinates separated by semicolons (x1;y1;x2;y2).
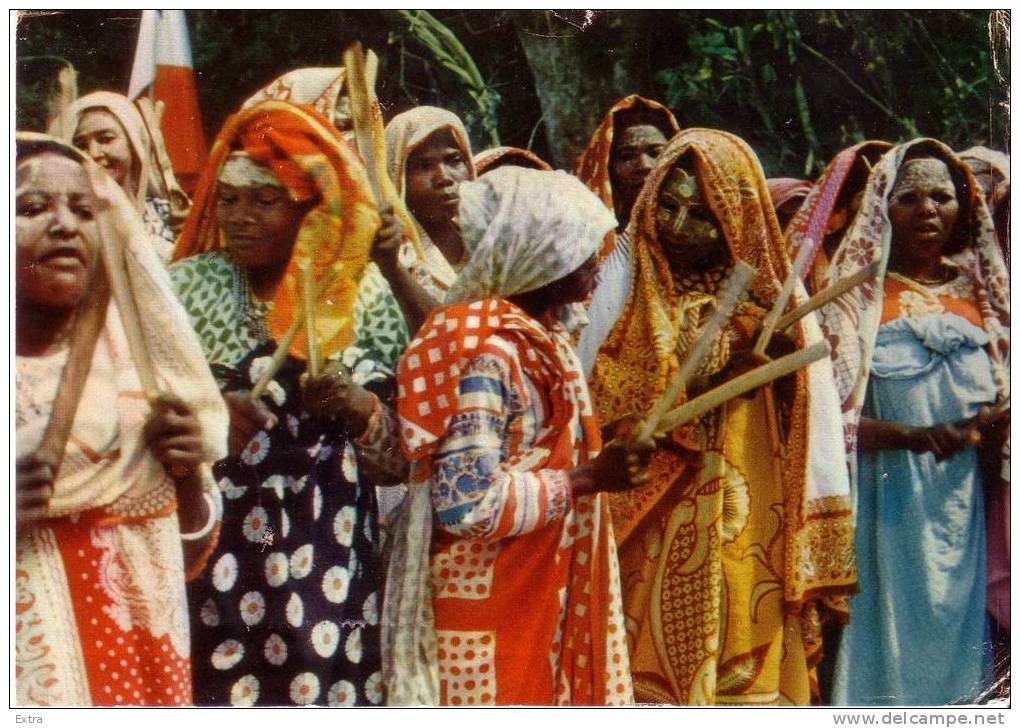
15;9;1009;177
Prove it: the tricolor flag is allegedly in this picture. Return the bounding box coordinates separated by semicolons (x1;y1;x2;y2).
127;10;207;192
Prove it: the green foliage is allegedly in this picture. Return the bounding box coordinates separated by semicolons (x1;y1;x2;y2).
15;10;1005;178
388;10;501;147
653;10;1005;177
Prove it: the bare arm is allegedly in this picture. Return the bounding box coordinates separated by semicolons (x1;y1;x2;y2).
371;209;441;335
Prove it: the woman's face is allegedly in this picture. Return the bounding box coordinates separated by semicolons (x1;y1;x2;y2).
404;130;470;227
217;182;308;271
72;110;135;190
888;157;959;262
655;163;729;272
611;124;668;223
16;152;99;310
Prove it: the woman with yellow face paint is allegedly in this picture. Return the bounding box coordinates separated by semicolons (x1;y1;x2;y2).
589;128;854;705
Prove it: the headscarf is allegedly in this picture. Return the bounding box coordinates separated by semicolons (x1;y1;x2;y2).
51;91;190;221
590;128;851;609
445;166;616;304
16;133;227;519
172;100;380;362
786;141;893;278
473;145;552;175
819;138;1010;470
574;94;680;258
959;145;1011;210
767;178;812;218
384;105;477;202
241;67;351;133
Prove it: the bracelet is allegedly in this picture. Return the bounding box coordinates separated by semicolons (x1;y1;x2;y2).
181;466;223;541
354;391;383;445
180;492;219;541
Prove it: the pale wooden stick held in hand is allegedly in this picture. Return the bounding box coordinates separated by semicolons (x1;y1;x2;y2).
630;260;757;447
776;260;881;332
752;241;814;359
250;268;340;399
298;261;320;377
655;341;830;435
343;41;424;256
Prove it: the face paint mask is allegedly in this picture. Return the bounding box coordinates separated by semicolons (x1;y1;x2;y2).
656;165;725;270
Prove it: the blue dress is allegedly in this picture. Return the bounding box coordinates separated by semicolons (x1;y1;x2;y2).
833;312;998;705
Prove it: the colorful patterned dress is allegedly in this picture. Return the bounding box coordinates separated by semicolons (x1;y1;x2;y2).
170;251;408;706
396;300;632;706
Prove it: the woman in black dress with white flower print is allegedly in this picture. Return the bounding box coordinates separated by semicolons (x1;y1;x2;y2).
170;101;408;706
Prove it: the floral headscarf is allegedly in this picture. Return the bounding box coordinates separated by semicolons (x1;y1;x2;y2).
590;127;852;609
786;141;893;278
172;100;380;362
819;138;1010;465
241;67;351;134
473;145;552;175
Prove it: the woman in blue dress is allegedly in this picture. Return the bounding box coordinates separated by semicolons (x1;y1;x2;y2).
820;139;1009;705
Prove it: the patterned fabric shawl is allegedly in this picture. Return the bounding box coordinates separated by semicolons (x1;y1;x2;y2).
590;127;852;609
818;138;1010;471
786;141;893;279
172;100;380;363
241;67;349;131
473;145;552;175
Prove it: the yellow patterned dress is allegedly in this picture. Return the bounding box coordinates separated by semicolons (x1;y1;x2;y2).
591;129;855;706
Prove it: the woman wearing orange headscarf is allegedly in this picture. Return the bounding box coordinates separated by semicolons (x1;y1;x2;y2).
169;101;409;706
589;129;854;705
573;95;680;375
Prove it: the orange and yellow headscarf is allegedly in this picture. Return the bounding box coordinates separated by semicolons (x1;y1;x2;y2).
173;100;380;361
574;94;680;256
591;128;792;427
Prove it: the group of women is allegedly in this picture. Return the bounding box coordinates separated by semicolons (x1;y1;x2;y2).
15;65;1010;708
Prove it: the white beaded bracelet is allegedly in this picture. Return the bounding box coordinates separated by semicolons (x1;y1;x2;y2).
180;466;223;542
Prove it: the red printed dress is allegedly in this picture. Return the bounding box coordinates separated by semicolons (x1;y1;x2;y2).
397;299;632;705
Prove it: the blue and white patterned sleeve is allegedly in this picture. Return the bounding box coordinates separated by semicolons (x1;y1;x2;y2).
431;343;573;542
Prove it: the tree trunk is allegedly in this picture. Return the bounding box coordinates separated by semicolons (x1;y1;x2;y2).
514;11;650;169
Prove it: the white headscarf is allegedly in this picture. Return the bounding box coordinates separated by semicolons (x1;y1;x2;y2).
445;166;617;304
52;91;188;217
16;133;227;517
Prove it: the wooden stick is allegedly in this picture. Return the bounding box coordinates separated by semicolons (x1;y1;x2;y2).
34;269;111;474
98;218;160;399
655;341;830;435
343;42;424;256
298;261;320;377
631;260;757;445
776;260;881;332
250;268;340;399
752;242;814;359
